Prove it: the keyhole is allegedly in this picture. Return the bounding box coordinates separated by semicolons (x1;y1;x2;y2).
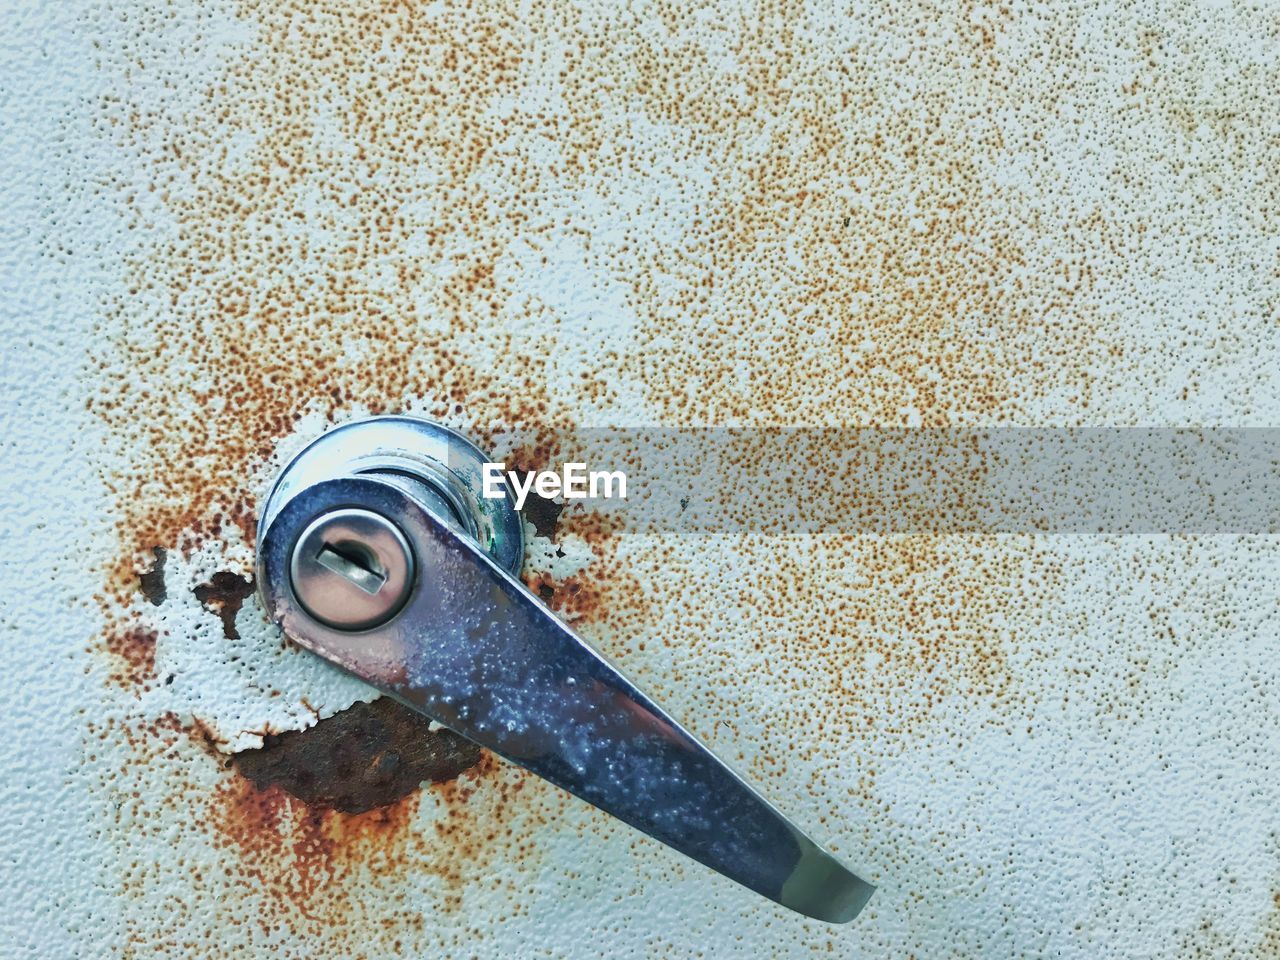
315;540;388;595
288;507;416;631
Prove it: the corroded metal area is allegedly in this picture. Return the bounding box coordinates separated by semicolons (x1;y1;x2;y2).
233;698;483;814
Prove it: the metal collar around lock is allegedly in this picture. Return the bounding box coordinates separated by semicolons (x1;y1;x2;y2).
256;415;874;923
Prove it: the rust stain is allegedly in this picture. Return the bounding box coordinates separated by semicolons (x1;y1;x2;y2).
526;571;606;623
232;698;483;814
212;749;537;926
89;713;554;956
503;440;636;629
84;0;1080;729
533;509;634;634
514;475;566;539
89;0;570;587
215;778;424;915
1175;885;1280;959
138;546;167;605
89;11;586;926
105;627;158;689
550;3;1104;427
193;571;256;640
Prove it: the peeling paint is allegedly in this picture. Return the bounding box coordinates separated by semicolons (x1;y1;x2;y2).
193;571;255;640
232;698;484;814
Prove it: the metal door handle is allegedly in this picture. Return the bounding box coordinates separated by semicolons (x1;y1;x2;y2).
256;416;873;923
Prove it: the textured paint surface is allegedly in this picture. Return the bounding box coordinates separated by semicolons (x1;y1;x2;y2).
2;0;1279;957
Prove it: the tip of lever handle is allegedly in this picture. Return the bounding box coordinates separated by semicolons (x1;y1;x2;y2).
779;842;875;923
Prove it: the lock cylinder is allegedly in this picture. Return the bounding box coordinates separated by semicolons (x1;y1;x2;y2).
288;507;416;632
257;416;526;593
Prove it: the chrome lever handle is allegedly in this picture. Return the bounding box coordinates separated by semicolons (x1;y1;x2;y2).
255;417;873;923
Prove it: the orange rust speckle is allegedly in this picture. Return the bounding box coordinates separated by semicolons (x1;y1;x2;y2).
87;714;557;955
211;750;543;924
215;778;423;917
104;627;159;689
532;505;636;631
526;571;606;623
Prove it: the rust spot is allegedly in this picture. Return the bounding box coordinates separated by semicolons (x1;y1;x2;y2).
193;571;257;640
232;698;483;814
88;712;553;952
137;546;166;605
105;627;157;688
517;479;565;539
557;507;625;547
515;492;632;633
189;714;230;752
209;741;540;927
216;776;424;915
501;441;632;628
525;571;605;623
501;444;568;538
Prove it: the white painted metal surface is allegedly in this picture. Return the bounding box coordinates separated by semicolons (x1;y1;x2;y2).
2;0;1278;956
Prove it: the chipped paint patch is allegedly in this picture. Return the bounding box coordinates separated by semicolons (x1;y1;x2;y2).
193;571;255;640
232;698;483;813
